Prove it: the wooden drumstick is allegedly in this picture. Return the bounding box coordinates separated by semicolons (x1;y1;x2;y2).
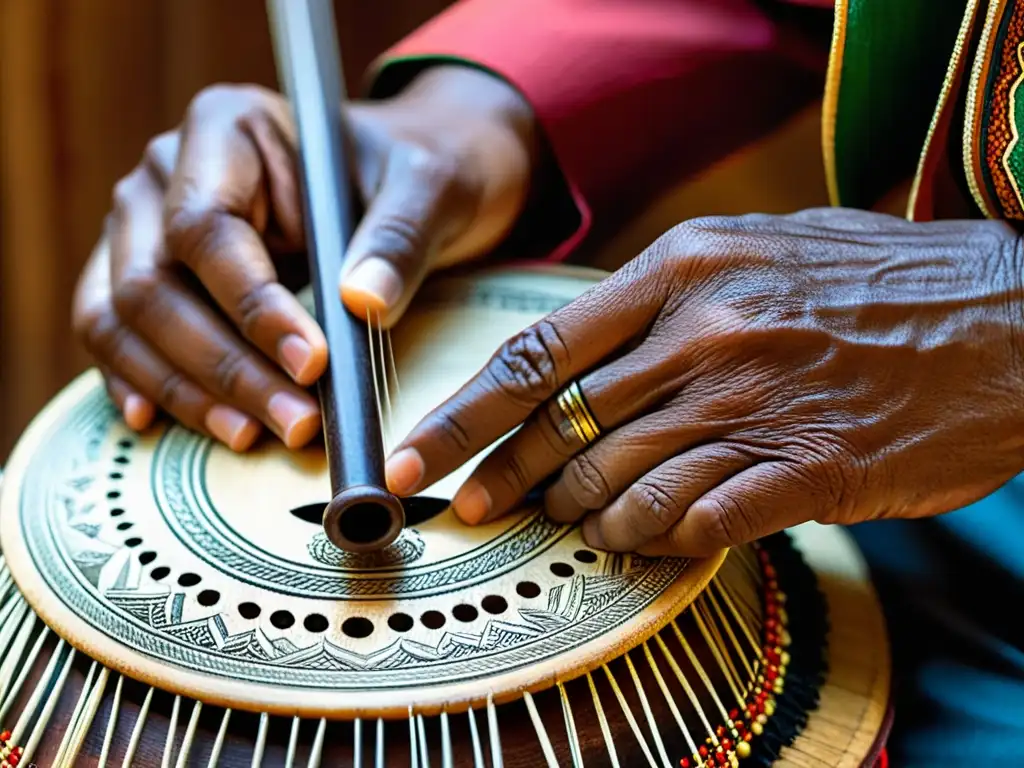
267;0;404;553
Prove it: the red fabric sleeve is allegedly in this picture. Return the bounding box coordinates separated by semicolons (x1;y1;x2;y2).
370;0;833;261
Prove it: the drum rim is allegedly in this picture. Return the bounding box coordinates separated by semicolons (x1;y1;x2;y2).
1;263;732;719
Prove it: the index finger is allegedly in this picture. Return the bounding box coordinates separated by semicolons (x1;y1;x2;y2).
163;85;327;386
385;266;665;497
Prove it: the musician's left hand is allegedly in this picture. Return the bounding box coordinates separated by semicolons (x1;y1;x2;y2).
385;208;1024;556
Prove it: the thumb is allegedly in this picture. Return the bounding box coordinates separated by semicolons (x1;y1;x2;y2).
639;462;822;557
340;147;470;328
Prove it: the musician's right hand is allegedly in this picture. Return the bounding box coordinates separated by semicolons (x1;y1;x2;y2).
72;66;536;452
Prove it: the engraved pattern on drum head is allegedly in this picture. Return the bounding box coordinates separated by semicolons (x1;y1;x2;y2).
13;275;692;692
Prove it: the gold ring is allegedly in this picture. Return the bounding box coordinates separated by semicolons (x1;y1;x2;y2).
555;381;601;446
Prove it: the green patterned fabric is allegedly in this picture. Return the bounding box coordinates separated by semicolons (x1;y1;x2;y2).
831;0;971;209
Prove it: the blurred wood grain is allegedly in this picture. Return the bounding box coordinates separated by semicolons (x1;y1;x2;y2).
0;0;452;459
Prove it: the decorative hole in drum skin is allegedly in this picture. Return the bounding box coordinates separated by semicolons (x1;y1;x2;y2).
550;562;575;578
388;613;414;633
305;613;330;634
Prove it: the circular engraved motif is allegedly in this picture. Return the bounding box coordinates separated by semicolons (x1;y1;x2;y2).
307;529;426;568
0;266;724;717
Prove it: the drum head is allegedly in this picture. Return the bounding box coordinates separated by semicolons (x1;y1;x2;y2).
0;265;724;719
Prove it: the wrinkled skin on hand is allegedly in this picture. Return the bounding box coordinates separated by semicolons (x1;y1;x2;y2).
72;66;535;451
386;208;1024;557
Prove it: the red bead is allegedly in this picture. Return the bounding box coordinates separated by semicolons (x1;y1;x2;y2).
758;549;769;563
699;746;708;757
764;565;776;579
722;738;733;750
744;732;753;742
680;759;690;768
716;725;725;737
729;708;739;720
716;751;727;765
11;751;19;758
9;754;18;767
767;579;778;590
766;603;778;617
766;632;778;646
0;732;10;742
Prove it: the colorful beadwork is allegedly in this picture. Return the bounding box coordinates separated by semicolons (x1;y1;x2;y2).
980;1;1024;220
0;729;25;768
679;543;791;768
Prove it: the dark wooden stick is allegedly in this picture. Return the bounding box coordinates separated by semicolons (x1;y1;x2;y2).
267;0;404;553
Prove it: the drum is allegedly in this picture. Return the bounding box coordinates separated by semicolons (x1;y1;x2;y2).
0;265;890;767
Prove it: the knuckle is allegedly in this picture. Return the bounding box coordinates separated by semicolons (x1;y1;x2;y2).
186;84;277;134
487;320;568;410
235;282;276;337
500;452;532;496
803;440;864;522
79;309;137;379
75;303;118;352
703;494;758;548
211;349;251;397
163;204;228;270
157;371;190;411
188;83;256;116
432;412;470;453
398;143;458;187
143;132;178;171
111;267;163;325
566;452;612;509
366;214;426;265
111;171;144;218
632;480;683;529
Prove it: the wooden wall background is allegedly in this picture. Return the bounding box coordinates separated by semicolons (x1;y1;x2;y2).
0;0;453;461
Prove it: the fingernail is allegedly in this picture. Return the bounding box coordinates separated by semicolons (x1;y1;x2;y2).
343;259;403;311
385;447;425;495
206;405;261;451
123;394;155;431
453;479;492;526
267;392;321;448
278;335;314;382
582;515;606;550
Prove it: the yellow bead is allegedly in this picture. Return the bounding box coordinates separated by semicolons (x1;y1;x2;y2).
778;608;789;624
764;700;776;717
780;651;791;666
756;675;764;684
773;680;785;694
737;742;752;759
775;591;786;604
781;630;792;647
751;722;764;736
757;714;768;725
730;756;740;768
778;665;787;677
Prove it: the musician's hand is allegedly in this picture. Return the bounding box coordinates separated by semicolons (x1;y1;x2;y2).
385;209;1024;557
72;66;535;450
